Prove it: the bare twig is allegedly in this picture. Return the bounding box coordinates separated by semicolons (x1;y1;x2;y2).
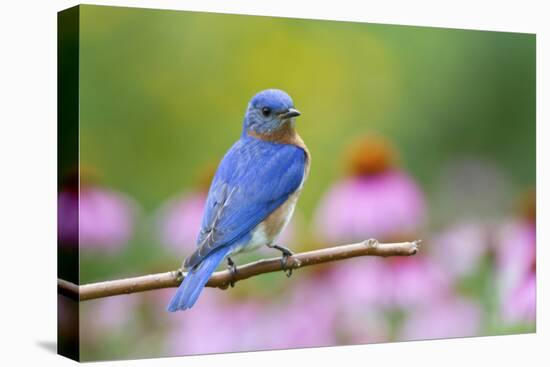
58;239;420;301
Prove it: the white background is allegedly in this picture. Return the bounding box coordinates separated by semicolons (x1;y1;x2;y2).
0;0;547;365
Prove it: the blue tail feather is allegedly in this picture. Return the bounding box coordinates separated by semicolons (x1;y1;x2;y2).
167;247;231;312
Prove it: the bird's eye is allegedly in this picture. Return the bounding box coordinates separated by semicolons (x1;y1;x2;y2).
261;107;271;117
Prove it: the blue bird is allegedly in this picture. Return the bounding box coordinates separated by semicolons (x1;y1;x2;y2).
167;89;310;312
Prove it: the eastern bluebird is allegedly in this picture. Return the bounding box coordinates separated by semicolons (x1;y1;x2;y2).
167;89;310;312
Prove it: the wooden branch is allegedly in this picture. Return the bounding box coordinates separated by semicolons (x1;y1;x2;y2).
58;239;420;301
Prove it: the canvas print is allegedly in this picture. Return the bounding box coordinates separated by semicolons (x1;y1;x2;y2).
57;5;536;362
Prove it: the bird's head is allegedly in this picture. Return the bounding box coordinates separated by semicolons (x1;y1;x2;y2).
243;89;301;136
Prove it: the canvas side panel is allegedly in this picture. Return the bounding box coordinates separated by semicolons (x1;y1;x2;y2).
57;5;80;362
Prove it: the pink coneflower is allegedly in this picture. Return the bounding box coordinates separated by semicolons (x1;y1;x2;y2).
166;291;264;355
382;257;451;309
78;187;137;251
495;190;536;325
314;136;444;307
260;278;338;349
502;273;535;324
155;165;216;255
58;188;79;246
327;256;450;312
399;296;482;341
157;191;207;254
430;222;491;279
79;294;140;344
314;135;426;244
58;169;137;251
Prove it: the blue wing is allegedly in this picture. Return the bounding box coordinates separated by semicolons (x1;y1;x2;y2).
183;136;306;269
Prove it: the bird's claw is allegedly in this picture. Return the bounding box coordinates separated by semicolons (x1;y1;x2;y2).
272;244;294;278
175;267;185;282
281;254;293;278
227;257;237;288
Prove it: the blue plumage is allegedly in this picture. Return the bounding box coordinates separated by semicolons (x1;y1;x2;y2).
185;137;306;269
167;246;232;311
167;89;308;312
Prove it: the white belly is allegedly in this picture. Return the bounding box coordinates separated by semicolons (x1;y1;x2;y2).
233;190;300;254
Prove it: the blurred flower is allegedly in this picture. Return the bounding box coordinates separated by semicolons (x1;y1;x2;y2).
58;189;79;246
314;135;426;243
496;219;534;295
314;265;390;343
313;135;452;339
92;295;140;330
495;220;535;324
166;276;337;355
58;168;138;251
167;291;264;355
260;278;338;349
315;173;425;243
78;187;137;251
381;257;452;310
320;254;451;345
157;191;207;254
399;296;482;340
155;164;215;254
80;294;140;341
494;189;535;325
334;306;390;344
501;273;535;324
333;257;450;310
324;257;388;309
430;222;491;279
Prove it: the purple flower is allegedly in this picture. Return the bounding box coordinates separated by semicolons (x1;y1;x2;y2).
80;294;140;344
166;276;338;355
58;186;137;251
314;171;426;243
381;257;451;310
502;273;535;324
333;305;390;344
399;296;482;340
166;291;264;355
324;258;388;309
327;256;450;310
79;187;137;251
260;278;338;349
430;222;491;279
496;219;536;324
58;189;79;246
314;135;426;243
157;192;207;254
370;257;451;310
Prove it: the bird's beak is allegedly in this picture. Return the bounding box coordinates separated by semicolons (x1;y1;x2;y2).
279;108;301;119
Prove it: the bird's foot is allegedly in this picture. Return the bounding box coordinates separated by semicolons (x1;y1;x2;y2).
175;267;185;282
272;244;294;278
227;256;237;288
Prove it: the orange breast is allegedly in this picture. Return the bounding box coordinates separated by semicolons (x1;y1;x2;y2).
262;189;302;239
248;122;311;178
